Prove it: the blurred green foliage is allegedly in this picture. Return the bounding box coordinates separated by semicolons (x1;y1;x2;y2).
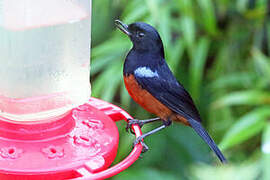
91;0;270;179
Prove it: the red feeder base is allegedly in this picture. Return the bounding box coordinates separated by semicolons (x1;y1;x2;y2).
0;98;143;180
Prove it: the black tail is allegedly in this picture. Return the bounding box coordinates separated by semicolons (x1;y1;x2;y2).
188;118;227;163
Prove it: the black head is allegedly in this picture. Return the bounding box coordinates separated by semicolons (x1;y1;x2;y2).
115;20;164;57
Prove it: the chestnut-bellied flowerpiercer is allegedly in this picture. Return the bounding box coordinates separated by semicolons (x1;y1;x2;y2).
115;20;227;163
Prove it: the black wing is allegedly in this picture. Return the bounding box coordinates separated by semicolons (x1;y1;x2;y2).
134;61;201;122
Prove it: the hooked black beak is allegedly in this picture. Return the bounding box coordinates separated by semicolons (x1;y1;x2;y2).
115;20;131;36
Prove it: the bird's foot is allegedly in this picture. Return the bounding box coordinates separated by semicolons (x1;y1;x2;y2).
126;117;162;134
126;118;144;134
133;136;149;153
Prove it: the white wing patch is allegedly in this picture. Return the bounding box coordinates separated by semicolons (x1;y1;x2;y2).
134;66;159;78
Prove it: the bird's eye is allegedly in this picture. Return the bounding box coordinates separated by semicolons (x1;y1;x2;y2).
137;32;145;38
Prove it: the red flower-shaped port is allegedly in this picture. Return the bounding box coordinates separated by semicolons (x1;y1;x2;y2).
0;147;23;159
42;145;64;159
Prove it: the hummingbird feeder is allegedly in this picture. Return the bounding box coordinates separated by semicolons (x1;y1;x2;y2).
0;0;143;179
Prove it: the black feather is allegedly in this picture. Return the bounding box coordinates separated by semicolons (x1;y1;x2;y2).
188;118;227;163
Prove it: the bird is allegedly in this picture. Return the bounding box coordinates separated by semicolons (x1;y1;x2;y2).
115;20;227;163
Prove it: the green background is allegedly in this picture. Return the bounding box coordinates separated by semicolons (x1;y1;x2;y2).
91;0;270;179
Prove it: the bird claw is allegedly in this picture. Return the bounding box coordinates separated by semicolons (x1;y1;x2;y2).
133;136;149;153
127;119;149;154
126;118;143;134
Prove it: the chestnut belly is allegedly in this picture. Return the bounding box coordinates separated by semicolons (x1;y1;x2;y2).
124;74;190;125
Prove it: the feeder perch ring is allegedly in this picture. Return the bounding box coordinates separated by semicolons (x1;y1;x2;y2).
74;98;143;179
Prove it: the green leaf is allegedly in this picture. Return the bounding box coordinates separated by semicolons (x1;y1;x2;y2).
146;0;160;23
191;163;260;180
122;0;148;22
91;36;130;58
113;168;178;180
236;0;249;13
177;0;194;16
214;90;270;107
262;123;270;180
197;0;218;35
180;16;196;52
91;54;119;75
91;70;109;97
211;72;255;90
100;63;122;102
253;48;270;77
120;82;131;107
158;7;171;48
189;37;210;100
220;107;270;149
267;23;270;54
166;39;185;74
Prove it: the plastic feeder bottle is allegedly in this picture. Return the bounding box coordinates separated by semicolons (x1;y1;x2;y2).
0;1;143;179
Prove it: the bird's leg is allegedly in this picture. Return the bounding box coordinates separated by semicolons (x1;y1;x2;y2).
126;117;161;134
133;119;172;153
